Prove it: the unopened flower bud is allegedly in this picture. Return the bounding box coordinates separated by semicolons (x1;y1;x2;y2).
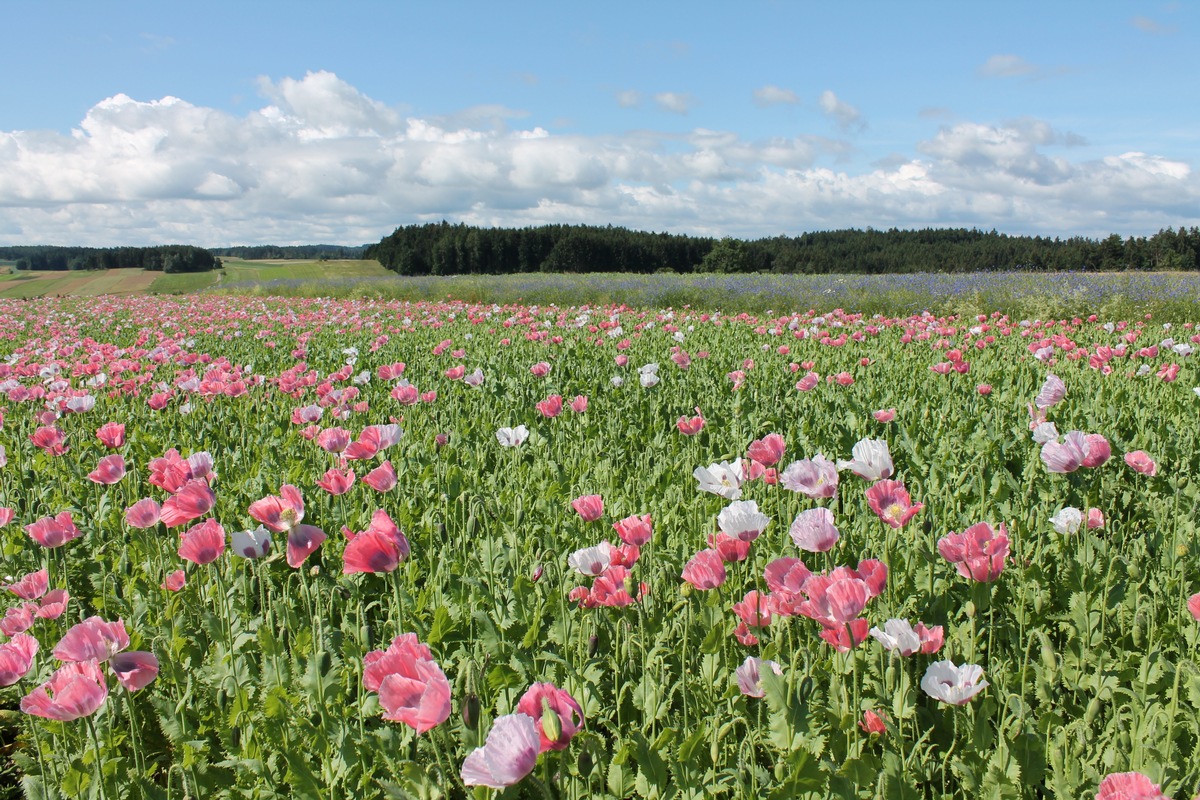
461;693;480;729
531;564;544;583
588;633;599;658
540;697;563;743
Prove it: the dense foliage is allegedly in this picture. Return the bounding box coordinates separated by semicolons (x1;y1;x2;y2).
0;247;219;274
366;223;1200;276
209;245;368;261
0;296;1197;799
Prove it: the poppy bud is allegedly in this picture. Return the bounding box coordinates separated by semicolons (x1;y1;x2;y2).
461;693;480;729
540;697;563;743
231;726;241;748
336;585;351;600
1176;543;1190;558
531;564;544;583
1127;562;1141;580
963;600;976;619
588;633;599;658
310;565;321;577
680;582;693;598
798;676;814;703
577;748;593;775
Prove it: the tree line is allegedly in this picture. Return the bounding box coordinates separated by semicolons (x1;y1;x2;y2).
210;244;367;260
0;246;220;273
366;223;1200;275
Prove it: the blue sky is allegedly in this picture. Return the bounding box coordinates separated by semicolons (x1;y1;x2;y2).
1;1;1197;246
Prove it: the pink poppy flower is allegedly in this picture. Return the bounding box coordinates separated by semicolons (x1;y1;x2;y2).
529;362;551;377
1034;374;1066;408
872;408;897;423
21;660;109;721
746;433;785;467
682;549;727;590
1088;508;1105;529
1;605;36;637
363;461;397;492
159;479;216;528
87;454;126;485
676;408;705;436
161;570;186;592
859;710;888;735
344;424;402;460
795;574;870;628
780;455;839;499
125;498;161;529
569;395;588;413
732;590;773;628
35;589;70;620
178;519;226;565
0;633;39;686
795;371;820;392
1157;363;1179;382
363;633;451;734
1186;593;1200;622
977;384;992;395
516;682;584;752
248;485;326;568
789;507;840;552
1041;431;1089;474
1094;772;1170;800
589;565;644;607
707;531;751;563
536;395;563;418
25;511;83;548
735;656;783;698
4;569;48;600
865;480;924;529
764;557;812;596
30;426;68;456
54;616;129;662
818;619;871;652
461;712;540;789
1124;451;1158;476
316;468;355;495
95;422;126;448
444;365;466;380
342;510;411;575
571;494;604;522
613;513;653;546
109;651;159;692
316;427;352;454
938;522;1009;582
148;449;192;494
392;384;420;405
1081;434;1112;467
0;507;12;527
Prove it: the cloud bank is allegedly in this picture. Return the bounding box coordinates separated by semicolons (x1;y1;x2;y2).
0;71;1196;246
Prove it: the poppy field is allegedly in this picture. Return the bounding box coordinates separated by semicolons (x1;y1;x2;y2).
0;294;1198;799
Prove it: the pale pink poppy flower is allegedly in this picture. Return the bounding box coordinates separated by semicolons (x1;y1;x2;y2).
1187;593;1200;621
734;621;759;646
161;570;186;592
977;384;992;395
732;590;772;628
316;427;352;454
88;454;126;485
859;710;888;735
735;656;783;698
693;460;744;500
865;480;924;529
54;616;129;663
95;422;126;448
344;424;402;460
35;589;68;620
291;404;324;424
25;511;83;548
178;519;226;566
0;507;12;527
780;455;839;499
718;500;769;542
682;548;727;590
615;354;629;367
0;446;5;470
789;507;840;552
727;369;747;390
30;426;68;456
516;682;585;752
612;514;653;546
567;542;613;577
463;369;485;387
1082;434;1112;467
921;660;988;705
746;433;785;467
1;605;35;637
839;438;893;481
938;523;1009;583
0;633;39;686
795;371;820;392
187;452;215;483
1087;508;1105;529
461;713;540;789
1124;450;1158;476
1031;422;1060;445
707;532;751;563
571;494;604;521
392;384;420;405
1034;374;1066;408
929;362;953;375
109;651;159;692
159;479;217;527
444;365;466;380
1049;507;1083;535
1094;772;1171;800
248;484;326;568
764;557;812;597
496;425;529;447
342;510;411;575
125;498;162;529
230;527;271;559
872;409;896;423
299;424;321;440
869;619;944;656
530;362;551;377
21;660;109;721
316;468;355;496
569;395;588;413
363;461;398;492
4;569;48;600
676;408;705;435
365;634;452;734
536;395;563;418
1041;431;1089;474
819;619;871;652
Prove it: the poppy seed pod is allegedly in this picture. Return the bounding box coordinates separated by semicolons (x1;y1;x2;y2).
588;634;599;658
461;693;480;729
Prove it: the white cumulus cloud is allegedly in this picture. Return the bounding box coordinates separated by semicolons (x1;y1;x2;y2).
752;85;798;107
818;90;864;132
